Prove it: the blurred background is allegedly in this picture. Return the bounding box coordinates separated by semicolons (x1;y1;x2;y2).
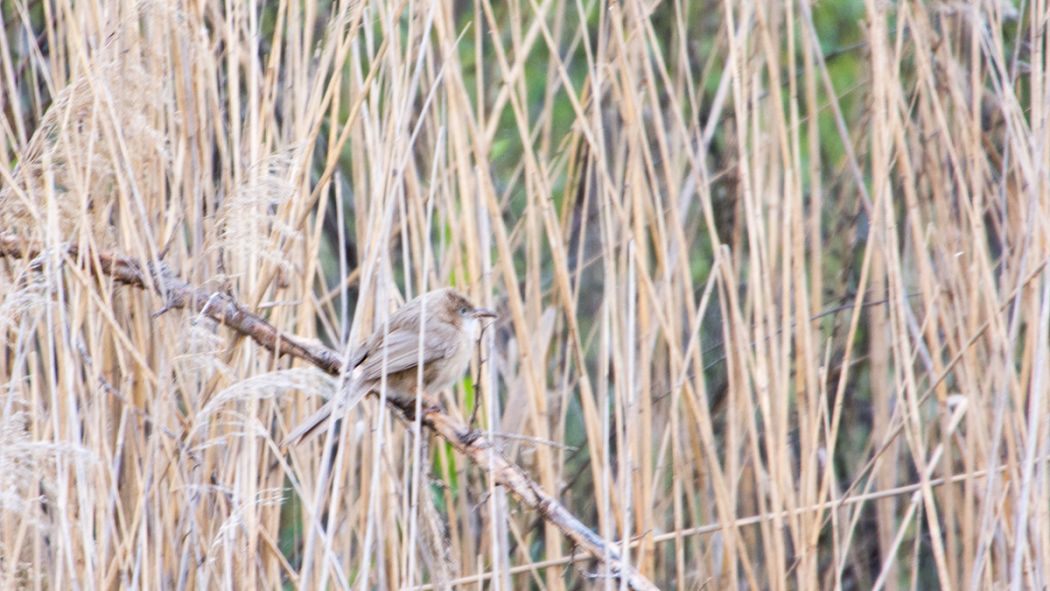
0;0;1041;589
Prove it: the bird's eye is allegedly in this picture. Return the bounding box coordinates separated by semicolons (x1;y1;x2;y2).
459;306;469;315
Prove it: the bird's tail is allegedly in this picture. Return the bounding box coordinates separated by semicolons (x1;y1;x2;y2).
282;382;367;448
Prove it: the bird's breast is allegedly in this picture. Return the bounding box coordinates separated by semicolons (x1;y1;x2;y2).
426;333;473;391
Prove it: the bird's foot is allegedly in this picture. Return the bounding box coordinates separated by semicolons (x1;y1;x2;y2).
419;393;445;415
458;429;483;446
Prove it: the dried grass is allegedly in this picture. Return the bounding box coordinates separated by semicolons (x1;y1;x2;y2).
1;0;1046;589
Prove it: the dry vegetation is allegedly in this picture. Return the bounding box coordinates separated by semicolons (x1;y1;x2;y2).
0;0;1044;589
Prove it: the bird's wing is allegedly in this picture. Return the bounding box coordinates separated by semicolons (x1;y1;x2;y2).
355;326;455;382
346;295;422;370
347;336;374;369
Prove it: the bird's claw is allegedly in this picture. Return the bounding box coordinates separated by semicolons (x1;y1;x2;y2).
458;429;482;446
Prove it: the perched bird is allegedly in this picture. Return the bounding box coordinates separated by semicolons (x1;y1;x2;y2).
282;288;497;446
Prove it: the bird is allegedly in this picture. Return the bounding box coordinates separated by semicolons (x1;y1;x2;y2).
282;287;497;446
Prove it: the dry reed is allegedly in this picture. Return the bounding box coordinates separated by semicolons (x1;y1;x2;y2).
0;0;1045;589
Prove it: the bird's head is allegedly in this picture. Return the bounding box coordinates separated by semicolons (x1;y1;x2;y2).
432;288;497;337
441;289;498;320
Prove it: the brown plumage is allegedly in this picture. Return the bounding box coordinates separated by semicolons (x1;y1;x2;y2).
282;288;496;446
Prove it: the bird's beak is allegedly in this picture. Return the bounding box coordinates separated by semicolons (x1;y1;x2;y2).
472;307;498;319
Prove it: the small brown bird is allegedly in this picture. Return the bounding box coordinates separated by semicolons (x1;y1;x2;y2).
283;288;496;446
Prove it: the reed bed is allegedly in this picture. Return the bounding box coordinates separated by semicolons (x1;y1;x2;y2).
0;0;1044;589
